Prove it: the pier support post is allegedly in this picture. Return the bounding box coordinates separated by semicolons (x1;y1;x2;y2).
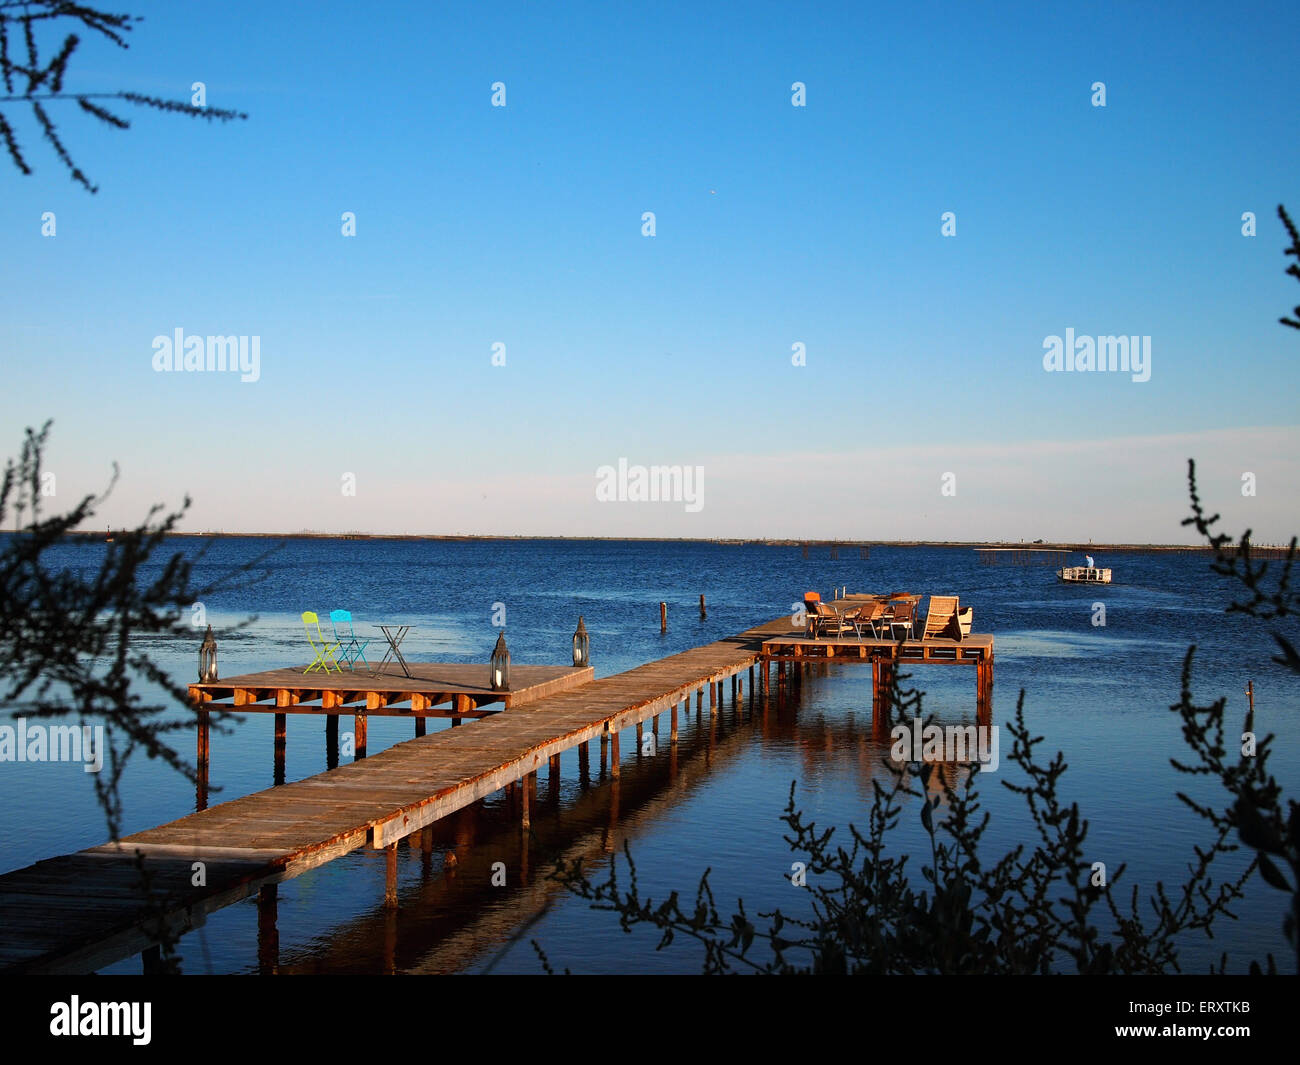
709;680;717;714
579;739;590;785
670;703;679;745
257;883;279;975
549;754;561;802
699;594;707;620
326;713;339;770
415;716;426;737
521;774;531;833
384;842;398;909
660;601;667;633
976;658;994;724
871;659;896;730
354;711;368;759
273;712;286;787
635;720;643;753
196;708;210;812
611;729;620;779
600;730;608;775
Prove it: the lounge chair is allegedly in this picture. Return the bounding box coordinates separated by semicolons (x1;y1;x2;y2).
922;596;963;641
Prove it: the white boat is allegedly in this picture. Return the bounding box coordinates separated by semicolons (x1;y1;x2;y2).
1058;565;1111;584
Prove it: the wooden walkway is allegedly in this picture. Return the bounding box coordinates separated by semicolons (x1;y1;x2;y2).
0;615;994;974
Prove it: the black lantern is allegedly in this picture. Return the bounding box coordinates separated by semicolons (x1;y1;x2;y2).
490;631;510;691
572;616;590;668
198;624;218;682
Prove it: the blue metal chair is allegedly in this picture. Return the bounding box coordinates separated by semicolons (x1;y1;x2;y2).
330;609;371;671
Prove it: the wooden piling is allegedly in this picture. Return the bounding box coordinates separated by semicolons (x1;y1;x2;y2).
257;883;278;975
384;842;398;908
610;729;620;779
521;775;531;832
273;711;287;787
670;702;679;744
196;709;210;812
660;601;667;632
354;711;368;759
699;594;707;620
325;713;338;770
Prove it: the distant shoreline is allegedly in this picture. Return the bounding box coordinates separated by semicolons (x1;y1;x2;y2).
24;530;1260;552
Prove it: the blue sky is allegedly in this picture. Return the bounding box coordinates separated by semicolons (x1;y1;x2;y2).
1;0;1297;540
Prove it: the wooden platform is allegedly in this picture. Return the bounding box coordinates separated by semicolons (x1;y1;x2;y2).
191;662;593;715
760;634;993;663
0;615;994;974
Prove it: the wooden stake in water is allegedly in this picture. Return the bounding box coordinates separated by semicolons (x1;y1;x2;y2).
660;601;667;632
699;594;707;620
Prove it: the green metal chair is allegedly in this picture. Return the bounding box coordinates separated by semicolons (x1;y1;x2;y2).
302;611;342;673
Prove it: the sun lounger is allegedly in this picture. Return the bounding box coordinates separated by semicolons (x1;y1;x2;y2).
922;596;963;641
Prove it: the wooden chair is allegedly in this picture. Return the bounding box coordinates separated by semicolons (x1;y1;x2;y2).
889;600;917;639
811;600;855;638
850;601;888;638
802;592;822;637
922;596;963;641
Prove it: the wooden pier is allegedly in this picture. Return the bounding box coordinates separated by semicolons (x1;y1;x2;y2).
0;615;993;974
189;662;593;802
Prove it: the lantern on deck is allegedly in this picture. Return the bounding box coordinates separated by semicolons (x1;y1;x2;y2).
490;631;511;691
198;624;218;682
572;616;590;668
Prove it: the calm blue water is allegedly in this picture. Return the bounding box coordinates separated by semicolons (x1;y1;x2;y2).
2;537;1296;974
